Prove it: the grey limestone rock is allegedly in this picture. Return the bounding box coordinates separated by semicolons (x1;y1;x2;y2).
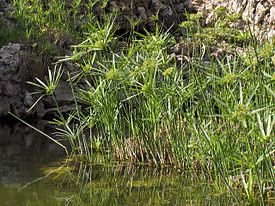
192;0;275;41
0;43;26;116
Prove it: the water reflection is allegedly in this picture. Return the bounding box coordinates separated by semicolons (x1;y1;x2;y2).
0;122;241;206
27;160;237;206
0;121;65;188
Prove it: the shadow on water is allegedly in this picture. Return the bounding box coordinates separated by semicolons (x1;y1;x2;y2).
0;119;67;205
0;120;244;206
0;120;66;185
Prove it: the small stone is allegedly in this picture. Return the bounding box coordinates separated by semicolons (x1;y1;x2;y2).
175;3;185;12
137;7;147;21
24;92;33;106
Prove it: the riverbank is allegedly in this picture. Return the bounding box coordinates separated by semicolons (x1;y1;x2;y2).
0;0;274;204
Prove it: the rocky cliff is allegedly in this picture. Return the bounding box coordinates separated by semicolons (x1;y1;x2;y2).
194;0;275;41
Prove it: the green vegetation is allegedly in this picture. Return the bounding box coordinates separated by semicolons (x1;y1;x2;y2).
5;0;274;205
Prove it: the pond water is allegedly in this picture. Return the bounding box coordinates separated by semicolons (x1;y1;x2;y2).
0;121;241;206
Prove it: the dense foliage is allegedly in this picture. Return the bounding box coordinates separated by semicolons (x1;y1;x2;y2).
5;0;274;204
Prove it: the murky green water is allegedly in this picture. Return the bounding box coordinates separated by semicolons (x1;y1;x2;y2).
0;122;245;206
0;161;237;206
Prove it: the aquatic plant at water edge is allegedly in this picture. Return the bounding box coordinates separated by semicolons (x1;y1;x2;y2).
14;1;275;204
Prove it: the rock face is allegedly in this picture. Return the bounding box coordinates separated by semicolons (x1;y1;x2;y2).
1;0;274;37
0;43;30;116
91;0;275;40
0;43;74;117
193;0;275;41
94;0;192;31
239;0;275;40
0;0;13;25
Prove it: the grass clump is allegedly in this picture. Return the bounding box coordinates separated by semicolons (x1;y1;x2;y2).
10;1;275;204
